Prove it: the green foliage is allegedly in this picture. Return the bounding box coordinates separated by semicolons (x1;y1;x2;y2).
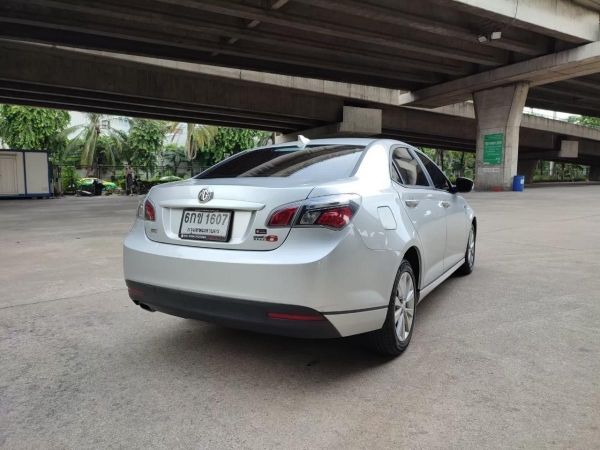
0;104;278;179
62;113;126;168
205;127;270;164
167;123;217;160
533;173;587;183
0;105;69;150
568;115;600;128
532;162;588;182
420;147;476;180
125;118;167;175
161;143;188;175
61;166;79;192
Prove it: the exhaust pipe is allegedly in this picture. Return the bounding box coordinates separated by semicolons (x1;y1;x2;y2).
138;302;155;312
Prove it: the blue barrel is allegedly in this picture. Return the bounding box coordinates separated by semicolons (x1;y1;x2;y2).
512;175;525;192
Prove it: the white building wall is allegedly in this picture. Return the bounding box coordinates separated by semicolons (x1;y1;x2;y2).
25;152;49;194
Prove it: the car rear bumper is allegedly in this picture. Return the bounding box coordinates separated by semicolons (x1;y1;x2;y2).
123;219;395;336
126;280;341;339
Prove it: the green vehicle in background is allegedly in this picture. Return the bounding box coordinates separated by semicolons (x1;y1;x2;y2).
77;177;118;195
158;175;182;183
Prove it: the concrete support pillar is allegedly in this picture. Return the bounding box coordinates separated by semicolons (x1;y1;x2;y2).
473;83;529;191
517;160;538;184
590;166;600;181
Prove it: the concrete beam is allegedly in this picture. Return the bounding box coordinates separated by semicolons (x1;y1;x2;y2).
46;44;600;145
0;0;462;83
1;40;599;167
0;41;341;130
559;140;579;158
574;0;600;12
277;106;382;142
293;0;547;56
31;42;405;107
151;0;503;65
434;102;600;142
442;0;600;42
399;41;600;108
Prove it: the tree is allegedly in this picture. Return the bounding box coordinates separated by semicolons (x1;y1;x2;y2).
568;115;600;128
62;113;125;172
125;118;167;178
206;127;270;164
0;105;69;150
168;122;218;161
420;147;476;180
161;143;187;176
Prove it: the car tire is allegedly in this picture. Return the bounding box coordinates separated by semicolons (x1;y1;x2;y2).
456;223;476;276
367;259;417;356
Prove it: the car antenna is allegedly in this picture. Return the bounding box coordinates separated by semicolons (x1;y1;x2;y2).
298;134;310;149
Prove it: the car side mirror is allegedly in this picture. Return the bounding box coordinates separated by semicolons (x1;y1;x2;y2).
452;177;474;193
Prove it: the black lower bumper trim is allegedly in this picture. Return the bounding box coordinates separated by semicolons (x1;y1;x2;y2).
126;280;341;339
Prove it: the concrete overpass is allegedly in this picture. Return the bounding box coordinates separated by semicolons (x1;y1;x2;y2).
1;0;600;188
2;40;599;185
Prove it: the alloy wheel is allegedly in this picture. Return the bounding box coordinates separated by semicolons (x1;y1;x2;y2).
467;226;476;268
394;271;415;342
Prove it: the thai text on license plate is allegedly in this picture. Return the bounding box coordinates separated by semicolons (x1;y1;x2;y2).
179;209;232;241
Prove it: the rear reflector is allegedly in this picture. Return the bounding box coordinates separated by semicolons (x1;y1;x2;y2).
267;206;298;227
267;312;324;321
144;200;156;221
128;286;145;300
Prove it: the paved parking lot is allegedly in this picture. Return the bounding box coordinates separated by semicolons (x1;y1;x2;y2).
1;186;599;449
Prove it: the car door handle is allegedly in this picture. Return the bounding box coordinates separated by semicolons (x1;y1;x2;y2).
405;199;420;208
440;201;450;208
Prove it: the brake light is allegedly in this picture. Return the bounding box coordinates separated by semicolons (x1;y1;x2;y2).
144;200;156;221
314;206;354;229
266;194;360;230
267;206;298;227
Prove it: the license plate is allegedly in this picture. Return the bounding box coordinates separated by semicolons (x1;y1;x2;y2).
179;209;233;242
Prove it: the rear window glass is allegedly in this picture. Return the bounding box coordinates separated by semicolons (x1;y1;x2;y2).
196;145;365;182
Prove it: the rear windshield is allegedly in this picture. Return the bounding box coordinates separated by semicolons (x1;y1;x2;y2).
196;145;365;182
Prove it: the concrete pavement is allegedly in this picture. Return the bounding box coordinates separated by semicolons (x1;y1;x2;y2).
1;187;599;449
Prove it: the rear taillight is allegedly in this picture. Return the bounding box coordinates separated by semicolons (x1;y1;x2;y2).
144;199;156;221
267;206;298;227
266;194;360;230
313;206;354;229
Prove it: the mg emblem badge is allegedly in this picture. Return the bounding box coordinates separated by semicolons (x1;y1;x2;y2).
198;188;213;203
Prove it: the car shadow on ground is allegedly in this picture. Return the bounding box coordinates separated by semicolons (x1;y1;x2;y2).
142;317;400;384
138;278;466;383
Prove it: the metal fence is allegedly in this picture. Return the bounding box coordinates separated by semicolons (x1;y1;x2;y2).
58;163;210;181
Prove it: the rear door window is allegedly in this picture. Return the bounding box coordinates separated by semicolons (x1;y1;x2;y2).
391;147;430;187
197;145;365;183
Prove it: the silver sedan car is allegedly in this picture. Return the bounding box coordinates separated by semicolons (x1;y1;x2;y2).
124;138;476;355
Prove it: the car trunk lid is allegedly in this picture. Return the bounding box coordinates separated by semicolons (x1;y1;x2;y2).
144;178;315;250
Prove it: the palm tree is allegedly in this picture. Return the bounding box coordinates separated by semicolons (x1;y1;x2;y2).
62;113;125;174
168;122;217;161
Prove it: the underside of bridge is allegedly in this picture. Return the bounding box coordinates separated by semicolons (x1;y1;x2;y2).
1;0;600;188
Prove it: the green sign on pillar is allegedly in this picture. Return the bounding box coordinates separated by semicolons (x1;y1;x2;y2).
483;133;504;165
